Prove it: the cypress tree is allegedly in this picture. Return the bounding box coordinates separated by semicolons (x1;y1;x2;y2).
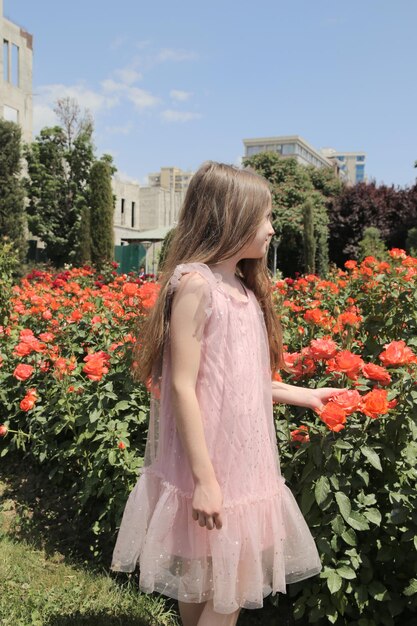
358;226;387;261
89;160;115;268
303;197;316;274
78;204;91;264
0;120;27;262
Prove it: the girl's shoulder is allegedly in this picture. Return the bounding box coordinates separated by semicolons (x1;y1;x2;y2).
168;263;219;295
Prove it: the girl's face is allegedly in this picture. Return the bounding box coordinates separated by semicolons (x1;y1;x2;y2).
240;205;275;259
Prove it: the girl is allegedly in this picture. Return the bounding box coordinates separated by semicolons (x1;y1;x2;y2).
111;162;344;626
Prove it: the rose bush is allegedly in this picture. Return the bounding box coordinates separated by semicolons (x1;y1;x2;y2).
0;253;416;625
272;251;417;625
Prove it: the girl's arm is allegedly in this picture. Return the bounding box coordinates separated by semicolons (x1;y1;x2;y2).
170;273;222;531
272;380;346;411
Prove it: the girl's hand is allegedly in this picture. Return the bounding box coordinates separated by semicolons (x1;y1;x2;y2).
308;387;349;412
192;479;223;530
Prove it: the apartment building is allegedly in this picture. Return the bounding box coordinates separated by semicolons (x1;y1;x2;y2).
0;0;33;142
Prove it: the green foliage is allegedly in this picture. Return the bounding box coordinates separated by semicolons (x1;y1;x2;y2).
0;239;19;325
25;125;94;267
358;227;387;261
405;227;417;257
89;159;115;269
158;227;175;271
78;205;92;264
0;120;27;262
244;152;334;276
303;198;316;274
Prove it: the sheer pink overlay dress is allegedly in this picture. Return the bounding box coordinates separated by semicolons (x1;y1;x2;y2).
110;263;321;614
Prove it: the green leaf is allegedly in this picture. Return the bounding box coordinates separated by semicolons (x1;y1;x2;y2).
369;580;389;601
403;579;417;596
357;468;369;486
341;528;357;546
335;491;351;521
361;446;383;471
347;511;370;531
331;514;345;535
316;537;333;557
336;565;356;580
315;476;331;506
327;571;342;594
364;508;382;526
114;400;131;412
108;450;116;465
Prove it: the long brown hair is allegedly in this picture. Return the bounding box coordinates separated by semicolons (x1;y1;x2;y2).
133;161;285;382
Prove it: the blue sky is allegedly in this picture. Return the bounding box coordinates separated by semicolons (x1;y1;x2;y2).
6;0;417;187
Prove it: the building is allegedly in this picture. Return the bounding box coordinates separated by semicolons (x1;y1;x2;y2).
148;166;194;192
112;175;188;272
243;135;366;185
320;148;366;184
0;0;33;142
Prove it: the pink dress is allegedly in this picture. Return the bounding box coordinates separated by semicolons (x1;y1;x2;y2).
110;263;321;614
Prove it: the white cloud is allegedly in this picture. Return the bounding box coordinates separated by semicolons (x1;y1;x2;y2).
127;87;160;110
161;109;202;123
33;103;58;134
170;89;192;102
114;67;142;85
157;48;198;62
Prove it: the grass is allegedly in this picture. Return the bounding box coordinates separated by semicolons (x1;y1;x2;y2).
0;452;178;626
0;452;295;626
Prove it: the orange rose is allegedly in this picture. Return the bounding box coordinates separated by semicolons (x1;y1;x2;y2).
379;340;416;367
20;388;37;412
309;338;338;360
360;388;389;419
122;282;139;297
327;351;364;380
118;441;126;450
139;283;160;309
83;352;110;381
13;363;34;381
0;424;8;437
344;260;357;270
362;363;391;386
317;402;347;432
331;389;361;415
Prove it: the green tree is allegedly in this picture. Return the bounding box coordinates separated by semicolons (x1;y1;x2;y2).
0;120;27;262
89;159;115;268
244;152;334;276
24;98;94;266
303;198;316;274
406;226;417;257
358;226;387;261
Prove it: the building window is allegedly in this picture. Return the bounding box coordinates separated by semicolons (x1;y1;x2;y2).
356;155;365;162
3;105;19;123
246;146;259;156
131;202;135;228
356;164;365;182
121;198;125;225
11;44;19;86
3;40;9;81
336;155;345;161
282;143;295;155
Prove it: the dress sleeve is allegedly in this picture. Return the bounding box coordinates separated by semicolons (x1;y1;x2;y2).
168;263;214;340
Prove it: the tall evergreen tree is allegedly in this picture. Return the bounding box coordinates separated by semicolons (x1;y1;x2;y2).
0;120;27;262
89;160;115;268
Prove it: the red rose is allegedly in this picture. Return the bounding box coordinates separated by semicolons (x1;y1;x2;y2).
360;389;389;419
317;402;347;432
290;425;310;444
13;363;34;381
20;389;37;412
118;441;126;450
0;424;8;437
362;363;391;386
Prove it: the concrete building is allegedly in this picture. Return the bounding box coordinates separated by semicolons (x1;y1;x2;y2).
320;148;366;184
112;176;186;246
148;166;194;192
243;135;365;185
0;0;33;142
